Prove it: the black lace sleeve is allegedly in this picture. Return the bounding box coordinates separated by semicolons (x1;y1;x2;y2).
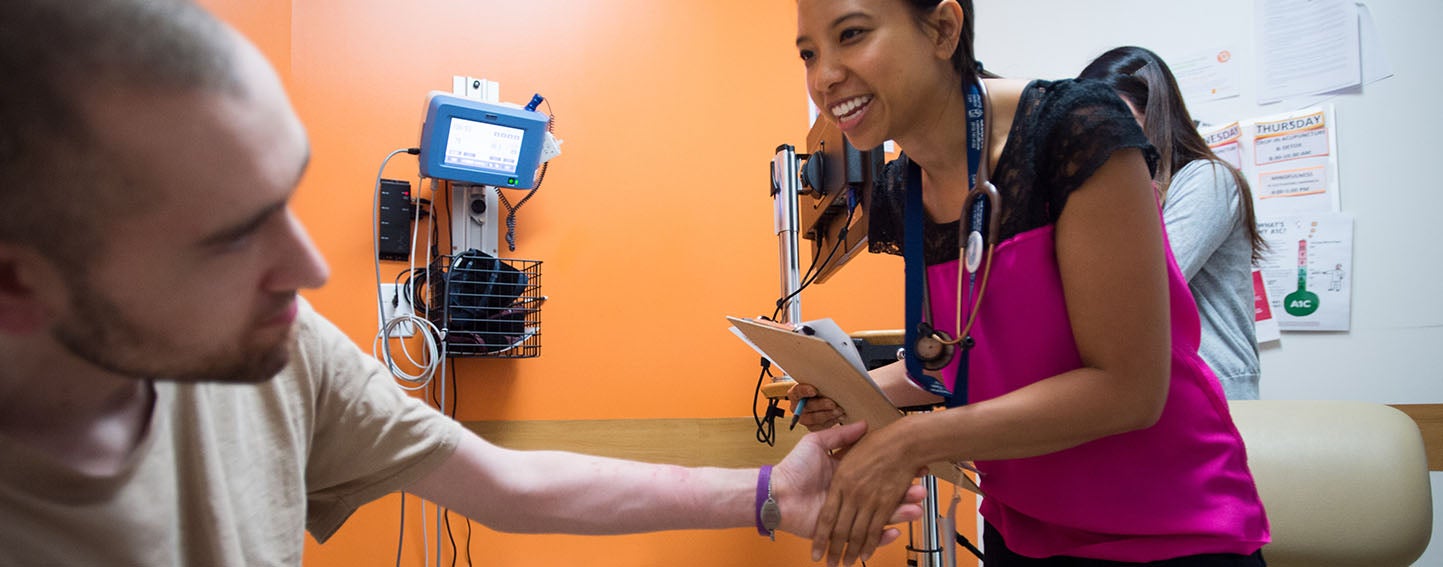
993;79;1159;239
868;80;1158;264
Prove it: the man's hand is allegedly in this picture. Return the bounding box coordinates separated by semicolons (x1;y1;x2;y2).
771;421;925;548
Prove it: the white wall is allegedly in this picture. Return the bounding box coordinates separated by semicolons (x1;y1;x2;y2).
973;1;1442;563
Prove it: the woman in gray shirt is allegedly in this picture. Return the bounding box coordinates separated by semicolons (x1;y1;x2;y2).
1080;46;1267;399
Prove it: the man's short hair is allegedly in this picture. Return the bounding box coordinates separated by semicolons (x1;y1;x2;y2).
0;0;240;262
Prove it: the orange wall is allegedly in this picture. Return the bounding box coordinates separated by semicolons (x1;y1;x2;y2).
201;0;290;84
201;1;958;565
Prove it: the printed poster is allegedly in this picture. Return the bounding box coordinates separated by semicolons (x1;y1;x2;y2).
1172;46;1242;105
1251;107;1339;214
1200;105;1341;217
1256;0;1361;103
1255;213;1353;331
1203;122;1244;171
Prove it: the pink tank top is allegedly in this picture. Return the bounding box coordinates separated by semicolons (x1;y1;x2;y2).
925;224;1270;561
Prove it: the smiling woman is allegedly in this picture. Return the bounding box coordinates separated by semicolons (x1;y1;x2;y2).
789;1;1271;565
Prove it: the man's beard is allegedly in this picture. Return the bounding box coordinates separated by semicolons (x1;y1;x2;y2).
52;283;291;383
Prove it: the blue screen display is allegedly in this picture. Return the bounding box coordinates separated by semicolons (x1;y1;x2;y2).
419;93;548;188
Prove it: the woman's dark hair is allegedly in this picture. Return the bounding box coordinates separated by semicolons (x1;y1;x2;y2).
903;0;999;85
1079;46;1264;261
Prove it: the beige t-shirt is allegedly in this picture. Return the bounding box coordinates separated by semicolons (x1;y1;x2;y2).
0;302;465;566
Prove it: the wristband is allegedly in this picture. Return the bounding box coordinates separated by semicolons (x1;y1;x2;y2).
755;465;781;539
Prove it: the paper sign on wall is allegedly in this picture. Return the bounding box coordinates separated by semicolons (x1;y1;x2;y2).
1253;269;1281;343
1256;213;1353;331
1201;104;1341;217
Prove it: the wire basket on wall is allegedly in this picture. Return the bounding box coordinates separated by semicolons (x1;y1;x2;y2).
428;250;542;358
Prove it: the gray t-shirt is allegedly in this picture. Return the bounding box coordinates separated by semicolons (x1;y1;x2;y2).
0;301;464;566
1163;159;1261;400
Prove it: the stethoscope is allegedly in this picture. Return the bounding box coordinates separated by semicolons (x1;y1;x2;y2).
902;78;1002;407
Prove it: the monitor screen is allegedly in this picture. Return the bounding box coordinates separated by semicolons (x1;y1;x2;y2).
442;117;525;175
418;91;549;188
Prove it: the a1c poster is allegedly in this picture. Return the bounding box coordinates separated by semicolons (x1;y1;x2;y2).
1256;213;1353;331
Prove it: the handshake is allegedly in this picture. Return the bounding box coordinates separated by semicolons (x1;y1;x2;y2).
767;420;928;566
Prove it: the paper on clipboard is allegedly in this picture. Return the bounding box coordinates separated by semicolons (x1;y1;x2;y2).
728;316;981;494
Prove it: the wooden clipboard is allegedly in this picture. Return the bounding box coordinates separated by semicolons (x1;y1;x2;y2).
728;316;980;494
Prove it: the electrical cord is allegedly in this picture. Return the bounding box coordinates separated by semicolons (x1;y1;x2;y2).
444;510;457;567
902;533;984;563
463;516;473;567
430;354;451;566
436;359;474;566
771;191;856;321
421;499;430;567
372;147;444;390
496;98;555;251
752;191;857;444
395;492;407;567
441;360;474;567
956;531;985;561
752;358;783;446
395;267;434;313
384;157;467;567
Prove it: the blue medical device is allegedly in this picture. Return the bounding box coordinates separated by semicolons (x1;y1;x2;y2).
418;92;549;188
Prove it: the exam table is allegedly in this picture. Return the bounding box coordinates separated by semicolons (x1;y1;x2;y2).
1229;400;1432;566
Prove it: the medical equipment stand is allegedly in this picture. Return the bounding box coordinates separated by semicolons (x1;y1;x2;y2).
769;146;950;567
771;145;804;326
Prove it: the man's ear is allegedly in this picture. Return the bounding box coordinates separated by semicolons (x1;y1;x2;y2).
0;243;65;334
929;0;965;63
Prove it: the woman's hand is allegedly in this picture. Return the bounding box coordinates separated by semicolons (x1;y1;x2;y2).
787;383;846;431
773;421;926;547
810;420;923;566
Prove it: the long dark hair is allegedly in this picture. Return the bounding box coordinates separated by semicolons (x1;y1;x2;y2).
1079;46;1264;261
903;0;999;86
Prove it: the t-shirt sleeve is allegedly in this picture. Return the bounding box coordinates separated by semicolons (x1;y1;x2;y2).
292;307;466;542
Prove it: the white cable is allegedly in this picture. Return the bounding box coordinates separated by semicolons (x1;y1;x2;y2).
372;148;442;389
426;179;448;363
420;499;430;567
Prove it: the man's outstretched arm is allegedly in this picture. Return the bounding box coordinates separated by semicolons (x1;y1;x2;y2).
405;420;924;541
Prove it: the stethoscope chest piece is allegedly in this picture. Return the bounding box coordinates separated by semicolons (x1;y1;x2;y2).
914;322;957;371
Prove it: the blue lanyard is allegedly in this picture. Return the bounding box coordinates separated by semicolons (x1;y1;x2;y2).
902;80;985;407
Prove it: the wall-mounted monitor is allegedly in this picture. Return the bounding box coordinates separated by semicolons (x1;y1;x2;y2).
418;92;549;188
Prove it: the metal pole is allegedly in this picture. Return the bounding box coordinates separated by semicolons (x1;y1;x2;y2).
772;145;803;324
770;144;955;566
914;474;944;566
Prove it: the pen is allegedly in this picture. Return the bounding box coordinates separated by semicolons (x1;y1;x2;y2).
789;398;809;430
